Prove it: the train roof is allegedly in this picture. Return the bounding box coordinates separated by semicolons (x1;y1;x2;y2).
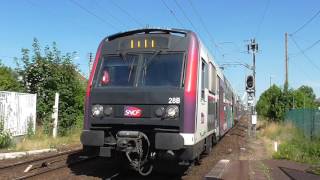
106;27;191;41
105;27;238;96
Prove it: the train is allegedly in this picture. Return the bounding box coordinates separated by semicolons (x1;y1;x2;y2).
81;28;244;176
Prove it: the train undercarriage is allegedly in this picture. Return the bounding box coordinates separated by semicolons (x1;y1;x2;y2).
82;129;218;176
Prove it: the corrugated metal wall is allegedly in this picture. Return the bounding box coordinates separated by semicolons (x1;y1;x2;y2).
0;91;37;136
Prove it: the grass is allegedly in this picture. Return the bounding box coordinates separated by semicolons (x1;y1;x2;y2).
258;119;320;170
2;126;81;152
260;121;298;142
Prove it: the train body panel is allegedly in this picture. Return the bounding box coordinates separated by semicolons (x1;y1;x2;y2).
80;28;244;175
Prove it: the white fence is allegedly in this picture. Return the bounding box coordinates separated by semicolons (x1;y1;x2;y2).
0;91;37;136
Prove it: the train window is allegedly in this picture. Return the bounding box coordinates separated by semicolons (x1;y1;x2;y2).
98;55;138;87
139;53;183;87
210;64;217;93
201;59;208;99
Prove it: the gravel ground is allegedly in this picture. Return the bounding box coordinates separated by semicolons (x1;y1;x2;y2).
182;117;250;180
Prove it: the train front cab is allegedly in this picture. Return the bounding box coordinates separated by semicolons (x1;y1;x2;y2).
80;29;234;175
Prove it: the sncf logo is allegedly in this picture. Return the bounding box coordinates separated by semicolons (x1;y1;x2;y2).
124;106;142;117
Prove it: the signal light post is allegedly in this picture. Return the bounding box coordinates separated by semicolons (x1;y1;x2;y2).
247;39;258;137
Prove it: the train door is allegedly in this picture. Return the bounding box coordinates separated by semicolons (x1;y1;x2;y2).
208;63;218;134
196;58;209;141
219;77;225;136
216;75;220;136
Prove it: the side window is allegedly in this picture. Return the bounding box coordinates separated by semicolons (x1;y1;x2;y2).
210;64;217;93
201;59;208;99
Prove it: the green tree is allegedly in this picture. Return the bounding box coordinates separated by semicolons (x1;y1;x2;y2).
257;84;317;121
256;85;285;121
17;38;86;135
0;61;23;92
292;85;317;109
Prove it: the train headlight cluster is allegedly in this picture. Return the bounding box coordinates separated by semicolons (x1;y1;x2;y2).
92;105;113;117
92;105;103;117
155;107;165;117
103;106;113;116
166;105;179;118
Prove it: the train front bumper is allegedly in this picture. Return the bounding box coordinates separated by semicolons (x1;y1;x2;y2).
80;130;184;156
80;130;104;146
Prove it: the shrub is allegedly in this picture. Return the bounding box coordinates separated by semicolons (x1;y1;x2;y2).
273;138;320;164
26;119;35;138
0;118;12;148
16;38;86;136
271;123;320;164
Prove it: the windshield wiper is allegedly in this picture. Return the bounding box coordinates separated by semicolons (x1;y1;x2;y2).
141;50;162;84
142;50;162;72
119;51;127;62
119;52;135;82
128;56;136;82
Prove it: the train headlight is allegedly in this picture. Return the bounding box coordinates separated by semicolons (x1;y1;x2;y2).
155;107;165;117
92;105;103;117
166;105;179;118
103;106;113;116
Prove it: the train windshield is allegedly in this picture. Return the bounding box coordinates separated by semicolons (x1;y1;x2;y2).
139;53;183;87
98;55;138;87
97;53;183;87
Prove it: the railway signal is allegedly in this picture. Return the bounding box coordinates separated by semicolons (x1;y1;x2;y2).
246;75;254;92
247;39;259;137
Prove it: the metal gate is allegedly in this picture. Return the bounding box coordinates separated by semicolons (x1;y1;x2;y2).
0;91;37;136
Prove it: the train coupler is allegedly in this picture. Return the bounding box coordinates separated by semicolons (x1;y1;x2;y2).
116;131;154;176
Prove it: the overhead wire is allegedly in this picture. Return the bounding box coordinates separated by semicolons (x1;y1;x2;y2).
173;0;199;32
302;39;320;53
173;0;226;61
186;0;224;58
290;38;320;58
289;35;320;73
92;0;129;29
289;55;314;81
291;8;320;35
69;0;119;31
25;0;103;37
160;0;185;28
21;0;105;71
109;0;144;27
255;0;271;38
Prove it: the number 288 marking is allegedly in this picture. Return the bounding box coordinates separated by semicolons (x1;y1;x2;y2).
168;97;180;104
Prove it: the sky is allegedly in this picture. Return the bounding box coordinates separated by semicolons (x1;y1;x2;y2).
0;0;320;99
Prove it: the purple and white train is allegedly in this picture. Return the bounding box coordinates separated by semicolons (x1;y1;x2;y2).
81;28;244;175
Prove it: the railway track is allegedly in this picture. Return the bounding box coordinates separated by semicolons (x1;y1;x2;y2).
0;148;97;179
0;117;249;180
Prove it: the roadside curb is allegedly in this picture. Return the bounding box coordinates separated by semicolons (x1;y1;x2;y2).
0;149;57;160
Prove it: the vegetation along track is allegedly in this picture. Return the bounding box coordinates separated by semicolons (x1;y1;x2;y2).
0;148;97;179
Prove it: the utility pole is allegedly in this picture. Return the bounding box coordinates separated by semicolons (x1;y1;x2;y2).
247;39;258;96
270;76;272;88
285;32;289;90
247;39;258;137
